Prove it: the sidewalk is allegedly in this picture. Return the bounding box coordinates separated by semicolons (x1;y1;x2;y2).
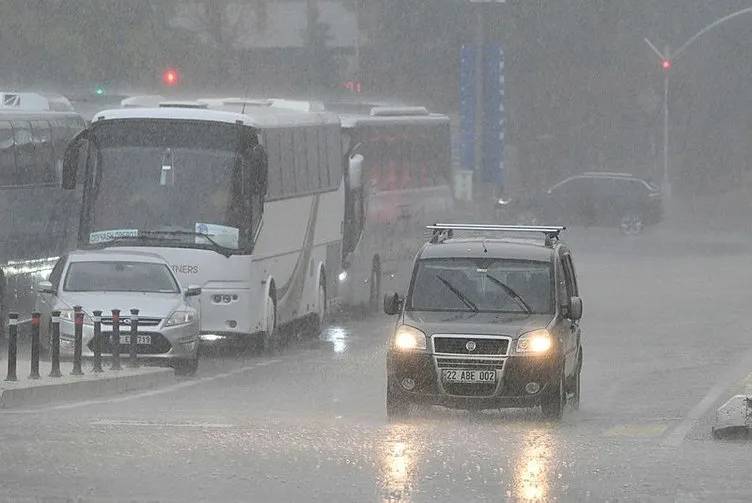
0;356;175;409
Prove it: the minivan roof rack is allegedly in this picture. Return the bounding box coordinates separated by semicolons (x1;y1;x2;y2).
427;223;566;247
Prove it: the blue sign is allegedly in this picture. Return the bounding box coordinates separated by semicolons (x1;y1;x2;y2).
458;43;505;187
481;43;504;185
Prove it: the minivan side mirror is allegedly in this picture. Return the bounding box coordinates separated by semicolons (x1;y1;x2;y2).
38;280;55;294
185;285;202;297
383;292;403;315
568;296;583;321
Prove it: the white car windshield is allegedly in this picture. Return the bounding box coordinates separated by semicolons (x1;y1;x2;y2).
63;261;179;293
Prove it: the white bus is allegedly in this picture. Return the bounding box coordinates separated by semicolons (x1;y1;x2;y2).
0;92;86;316
333;105;454;310
61;103;345;351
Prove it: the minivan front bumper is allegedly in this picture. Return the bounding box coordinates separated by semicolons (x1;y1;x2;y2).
387;350;560;409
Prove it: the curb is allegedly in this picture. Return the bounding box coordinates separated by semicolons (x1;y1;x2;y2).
0;368;176;409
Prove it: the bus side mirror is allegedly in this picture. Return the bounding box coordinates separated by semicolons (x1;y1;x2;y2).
348;154;363;190
62;130;89;190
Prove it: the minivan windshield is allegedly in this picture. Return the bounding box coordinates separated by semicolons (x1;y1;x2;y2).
64;261;180;293
408;258;553;314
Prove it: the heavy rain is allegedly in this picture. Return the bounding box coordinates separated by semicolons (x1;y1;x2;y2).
1;1;752;502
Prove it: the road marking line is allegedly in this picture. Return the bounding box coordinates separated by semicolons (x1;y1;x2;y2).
0;358;287;414
603;423;669;438
661;347;752;447
90;419;235;428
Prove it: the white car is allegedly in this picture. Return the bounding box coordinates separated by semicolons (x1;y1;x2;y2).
36;249;201;375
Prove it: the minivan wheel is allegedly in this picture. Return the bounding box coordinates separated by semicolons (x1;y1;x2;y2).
541;369;565;421
570;367;581;411
620;212;644;235
386;378;410;420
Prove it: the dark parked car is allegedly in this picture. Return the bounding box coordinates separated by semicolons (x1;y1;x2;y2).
384;224;583;421
498;172;663;234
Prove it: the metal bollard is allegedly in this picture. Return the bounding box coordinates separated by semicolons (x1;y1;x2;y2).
5;313;18;381
71;306;84;376
92;310;103;373
110;309;121;371
29;312;40;379
49;310;62;377
128;309;139;368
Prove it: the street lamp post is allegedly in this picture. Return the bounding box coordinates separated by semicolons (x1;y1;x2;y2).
644;6;752;199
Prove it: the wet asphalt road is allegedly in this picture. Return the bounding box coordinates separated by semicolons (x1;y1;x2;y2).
2;226;752;502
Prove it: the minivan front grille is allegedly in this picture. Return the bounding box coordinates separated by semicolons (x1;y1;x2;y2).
433;335;509;356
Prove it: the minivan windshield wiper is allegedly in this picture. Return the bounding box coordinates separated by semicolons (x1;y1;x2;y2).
484;274;532;314
435;275;479;312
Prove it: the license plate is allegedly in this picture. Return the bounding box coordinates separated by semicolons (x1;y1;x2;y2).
119;335;152;345
442;369;496;384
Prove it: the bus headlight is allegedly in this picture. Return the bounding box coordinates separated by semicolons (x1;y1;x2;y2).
393;325;427;351
516;329;553;354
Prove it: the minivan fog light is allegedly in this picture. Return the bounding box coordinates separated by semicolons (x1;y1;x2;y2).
525;382;541;394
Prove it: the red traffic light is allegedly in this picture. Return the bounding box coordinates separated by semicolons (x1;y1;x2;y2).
662;59;671;71
162;68;181;87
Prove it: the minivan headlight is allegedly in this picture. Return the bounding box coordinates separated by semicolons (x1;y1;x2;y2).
165;310;196;327
517;329;553;354
393;325;427;351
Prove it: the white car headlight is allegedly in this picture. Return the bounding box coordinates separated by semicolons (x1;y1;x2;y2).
392;325;427;351
516;329;553;354
165;310;196;327
58;309;93;325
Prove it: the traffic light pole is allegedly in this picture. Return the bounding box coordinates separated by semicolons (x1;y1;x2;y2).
662;48;671;198
644;6;752;199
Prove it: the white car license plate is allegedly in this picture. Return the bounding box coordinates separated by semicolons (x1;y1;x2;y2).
119;335;152;345
442;369;496;384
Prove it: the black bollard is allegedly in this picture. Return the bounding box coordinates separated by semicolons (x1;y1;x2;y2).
49;310;62;377
92;310;103;373
110;309;121;371
128;309;139;368
5;312;18;381
29;312;40;379
71;306;84;376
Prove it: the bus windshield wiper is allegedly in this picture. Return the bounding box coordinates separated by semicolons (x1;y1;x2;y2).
90;234;181;246
435;275;479;312
140;230;234;258
484;274;532;314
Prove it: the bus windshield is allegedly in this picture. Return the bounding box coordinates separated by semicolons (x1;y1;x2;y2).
84;119;257;251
